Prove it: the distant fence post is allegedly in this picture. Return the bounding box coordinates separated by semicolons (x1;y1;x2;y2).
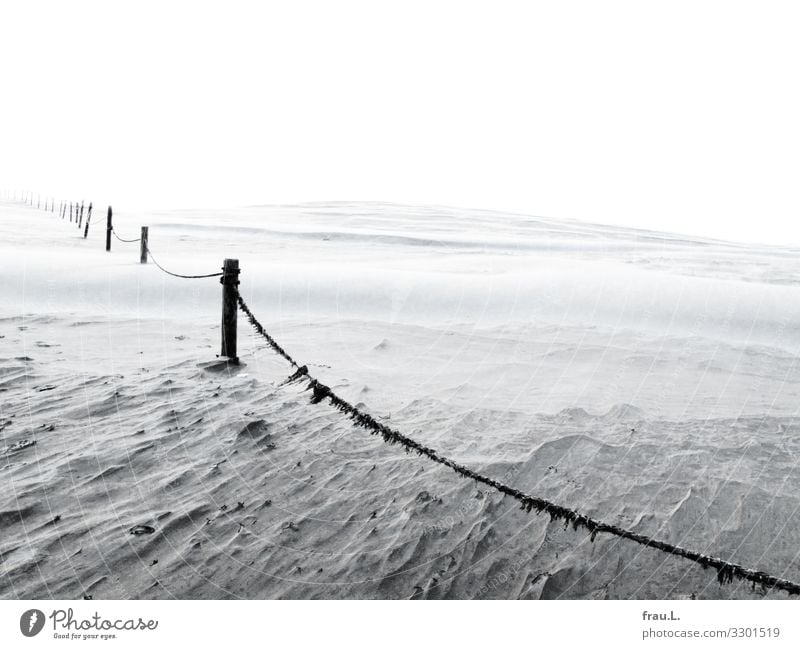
83;203;92;238
78;201;84;228
140;226;148;263
69;202;73;222
105;206;112;251
220;258;240;362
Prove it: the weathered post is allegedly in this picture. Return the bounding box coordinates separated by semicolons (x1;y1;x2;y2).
220;258;240;362
105;206;112;251
51;198;54;213
140;226;149;263
78;201;84;228
69;202;73;222
83;203;92;238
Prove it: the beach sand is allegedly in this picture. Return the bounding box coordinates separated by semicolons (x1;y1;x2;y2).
2;200;800;599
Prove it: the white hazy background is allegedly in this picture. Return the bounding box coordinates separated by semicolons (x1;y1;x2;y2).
1;0;798;245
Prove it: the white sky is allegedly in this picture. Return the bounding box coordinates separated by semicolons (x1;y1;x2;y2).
1;1;798;244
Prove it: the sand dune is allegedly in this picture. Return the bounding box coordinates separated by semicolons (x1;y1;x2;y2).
2;201;800;599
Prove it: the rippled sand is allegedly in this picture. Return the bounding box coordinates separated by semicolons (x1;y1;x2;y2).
2;201;800;598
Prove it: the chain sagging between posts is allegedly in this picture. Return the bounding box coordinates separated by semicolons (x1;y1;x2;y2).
235;288;800;598
9;190;800;597
11;190;96;237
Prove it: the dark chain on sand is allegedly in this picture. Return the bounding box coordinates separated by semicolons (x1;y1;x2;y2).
110;228;222;280
143;242;224;280
236;289;800;597
111;227;141;243
237;293;300;367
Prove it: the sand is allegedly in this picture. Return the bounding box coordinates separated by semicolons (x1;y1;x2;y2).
2;200;800;599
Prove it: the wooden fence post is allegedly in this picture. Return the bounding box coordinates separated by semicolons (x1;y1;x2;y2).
140;226;148;263
83;203;93;238
69;202;73;222
106;206;112;251
78;201;84;228
220;258;240;362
